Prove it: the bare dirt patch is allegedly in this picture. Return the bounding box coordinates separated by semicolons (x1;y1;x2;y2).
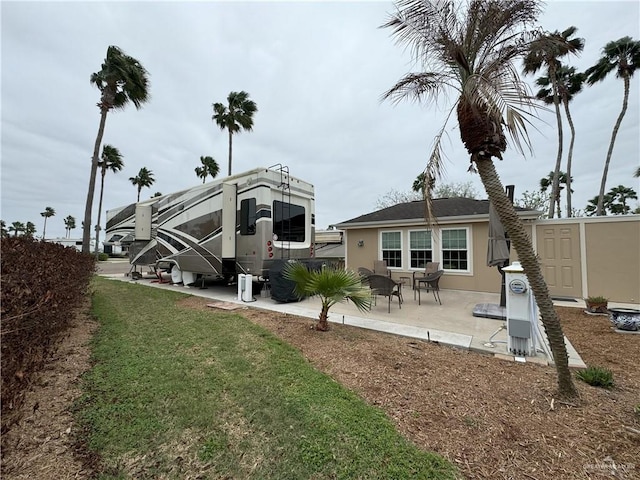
1;298;97;480
3;296;638;480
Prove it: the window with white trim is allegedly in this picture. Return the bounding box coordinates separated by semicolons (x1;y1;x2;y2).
441;228;468;271
409;230;433;269
381;231;402;268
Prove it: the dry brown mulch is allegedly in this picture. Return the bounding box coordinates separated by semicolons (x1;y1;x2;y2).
236;303;639;480
2;298;638;480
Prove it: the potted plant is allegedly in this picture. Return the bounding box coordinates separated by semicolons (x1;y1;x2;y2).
585;295;609;315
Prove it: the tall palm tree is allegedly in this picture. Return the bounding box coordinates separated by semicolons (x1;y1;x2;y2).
9;221;25;237
212;91;258;176
64;215;76;238
585;36;640;216
129;167;155;202
283;262;372;331
523;27;584;218
95;145;124;254
194;155;220;183
40;206;55;240
539;170;572;218
383;0;577;397
535;65;585;217
82;45;150;253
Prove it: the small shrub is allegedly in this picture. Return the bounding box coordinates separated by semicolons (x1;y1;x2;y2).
634;404;640;417
585;295;608;304
575;366;614;389
98;253;109;261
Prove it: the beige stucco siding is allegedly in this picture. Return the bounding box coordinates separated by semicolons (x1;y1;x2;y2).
341;215;638;303
584;220;640;303
344;221;533;294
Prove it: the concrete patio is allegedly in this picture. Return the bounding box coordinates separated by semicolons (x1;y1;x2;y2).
94;261;633;369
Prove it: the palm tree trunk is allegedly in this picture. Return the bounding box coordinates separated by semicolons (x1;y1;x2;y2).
596;74;630;215
137;186;141;202
83;109;108;253
94;170;106;256
549;72;564;219
228;130;233;177
475;157;578;398
42;218;47;240
317;304;330;331
563;98;576;217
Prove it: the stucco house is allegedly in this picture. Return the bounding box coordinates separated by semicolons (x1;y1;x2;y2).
334;198;639;303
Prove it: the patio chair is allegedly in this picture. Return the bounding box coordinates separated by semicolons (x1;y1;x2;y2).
373;260;391;277
358;267;374;277
412;262;440;298
367;274;402;313
415;270;443;305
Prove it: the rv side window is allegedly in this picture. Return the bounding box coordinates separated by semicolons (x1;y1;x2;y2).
273;200;305;242
240;198;257;235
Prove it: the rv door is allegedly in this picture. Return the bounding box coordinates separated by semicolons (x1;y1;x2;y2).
135;205;153;241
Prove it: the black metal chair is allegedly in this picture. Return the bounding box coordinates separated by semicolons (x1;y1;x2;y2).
366;274;402;312
415;270;443;305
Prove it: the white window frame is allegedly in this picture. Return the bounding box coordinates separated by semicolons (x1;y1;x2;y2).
380;230;403;269
440;227;472;274
408;229;433;271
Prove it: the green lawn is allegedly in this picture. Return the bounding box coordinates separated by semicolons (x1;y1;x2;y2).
77;277;458;479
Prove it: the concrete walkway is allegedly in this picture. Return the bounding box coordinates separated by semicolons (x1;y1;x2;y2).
94;262;639;369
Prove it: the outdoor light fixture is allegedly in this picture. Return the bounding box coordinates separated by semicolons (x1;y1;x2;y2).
357;240;364;247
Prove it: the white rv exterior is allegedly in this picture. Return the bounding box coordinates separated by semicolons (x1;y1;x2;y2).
104;166;315;283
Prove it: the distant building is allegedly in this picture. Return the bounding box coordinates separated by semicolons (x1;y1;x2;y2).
46;238;100;253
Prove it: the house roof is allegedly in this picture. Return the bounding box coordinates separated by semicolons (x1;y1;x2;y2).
335;197;539;228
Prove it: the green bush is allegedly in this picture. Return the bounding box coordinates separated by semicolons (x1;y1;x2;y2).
576;366;614;389
98;253;109;261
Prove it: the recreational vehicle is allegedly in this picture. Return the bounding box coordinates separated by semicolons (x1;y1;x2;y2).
104;166;315;285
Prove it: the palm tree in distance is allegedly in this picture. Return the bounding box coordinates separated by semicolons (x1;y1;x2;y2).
64;215;76;238
1;220;7;238
535;65;585;217
212;91;257;176
523;27;584;218
195;156;220;183
608;185;638;214
82;45;150;253
94;145;124;254
40;206;55;240
540;171;572;218
9;221;25;237
152;192;163;198
383;0;577;397
25;222;37;238
129;167;155;202
585;36;640;216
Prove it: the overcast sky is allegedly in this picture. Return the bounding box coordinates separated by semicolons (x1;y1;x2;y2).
2;0;639;240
